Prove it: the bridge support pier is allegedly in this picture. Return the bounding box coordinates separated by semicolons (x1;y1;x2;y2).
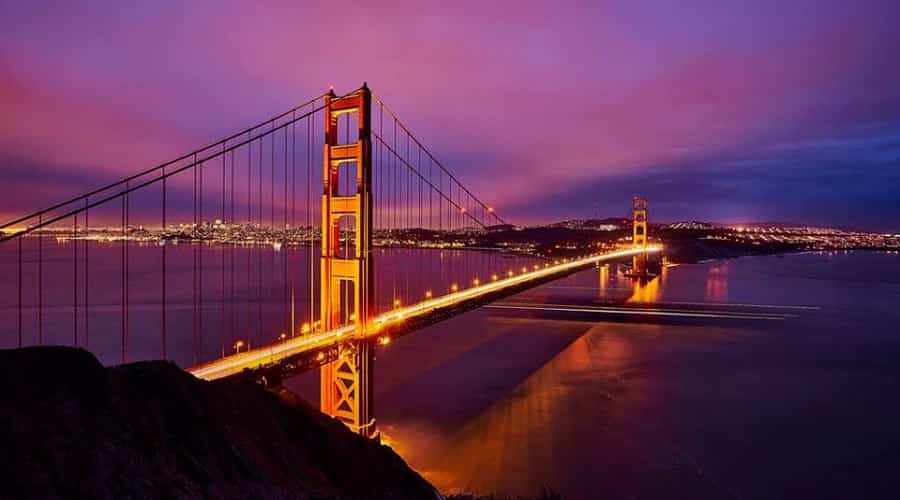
632;197;649;276
319;85;377;437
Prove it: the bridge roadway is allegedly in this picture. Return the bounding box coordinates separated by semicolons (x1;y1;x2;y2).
189;246;661;381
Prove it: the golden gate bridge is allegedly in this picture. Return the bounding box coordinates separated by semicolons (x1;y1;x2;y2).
0;84;659;437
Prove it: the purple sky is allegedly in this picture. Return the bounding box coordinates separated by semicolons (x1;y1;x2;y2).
2;0;899;230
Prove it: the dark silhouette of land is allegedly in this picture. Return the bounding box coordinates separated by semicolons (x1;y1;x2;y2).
0;346;436;499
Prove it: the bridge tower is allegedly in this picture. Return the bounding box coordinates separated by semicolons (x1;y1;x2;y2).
320;85;376;437
632;197;649;276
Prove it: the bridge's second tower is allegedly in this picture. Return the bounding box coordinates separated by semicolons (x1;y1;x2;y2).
632;197;649;276
320;85;376;437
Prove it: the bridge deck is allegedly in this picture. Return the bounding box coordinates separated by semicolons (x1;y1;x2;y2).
188;246;660;381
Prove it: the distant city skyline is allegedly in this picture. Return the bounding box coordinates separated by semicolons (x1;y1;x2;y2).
2;0;899;231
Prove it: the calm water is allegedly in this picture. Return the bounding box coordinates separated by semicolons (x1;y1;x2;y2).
4;240;900;498
0;237;542;367
289;251;900;499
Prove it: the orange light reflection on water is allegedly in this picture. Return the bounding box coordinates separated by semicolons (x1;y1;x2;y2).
704;263;729;302
627;276;660;303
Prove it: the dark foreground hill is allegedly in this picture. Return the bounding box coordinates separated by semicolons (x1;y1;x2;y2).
0;346;436;499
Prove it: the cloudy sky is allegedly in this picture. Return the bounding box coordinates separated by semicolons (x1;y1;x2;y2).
2;0;899;230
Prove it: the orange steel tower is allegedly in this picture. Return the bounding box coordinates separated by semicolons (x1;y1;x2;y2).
320;85;376;437
632;197;649;276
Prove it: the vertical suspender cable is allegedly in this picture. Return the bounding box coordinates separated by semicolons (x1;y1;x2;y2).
17;237;22;347
38;213;42;345
162;167;167;359
198;160;204;361
84;201;89;348
73;214;78;346
221;148;226;357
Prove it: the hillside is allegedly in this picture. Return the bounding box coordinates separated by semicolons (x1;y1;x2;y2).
0;346;436;499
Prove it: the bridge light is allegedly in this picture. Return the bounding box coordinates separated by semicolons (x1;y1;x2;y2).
451;283;459;292
233;340;245;353
279;332;287;341
521;267;527;273
488;207;494;213
533;264;539;270
316;352;325;361
393;298;401;308
508;270;514;277
379;336;391;346
425;290;432;298
460;207;467;213
349;313;357;321
301;322;311;334
473;277;480;286
491;274;498;281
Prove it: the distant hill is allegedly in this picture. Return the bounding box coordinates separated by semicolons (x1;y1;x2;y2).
0;347;436;499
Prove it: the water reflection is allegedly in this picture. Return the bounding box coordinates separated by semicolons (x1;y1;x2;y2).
704;262;729;302
373;253;900;498
598;264;609;298
627;275;661;304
